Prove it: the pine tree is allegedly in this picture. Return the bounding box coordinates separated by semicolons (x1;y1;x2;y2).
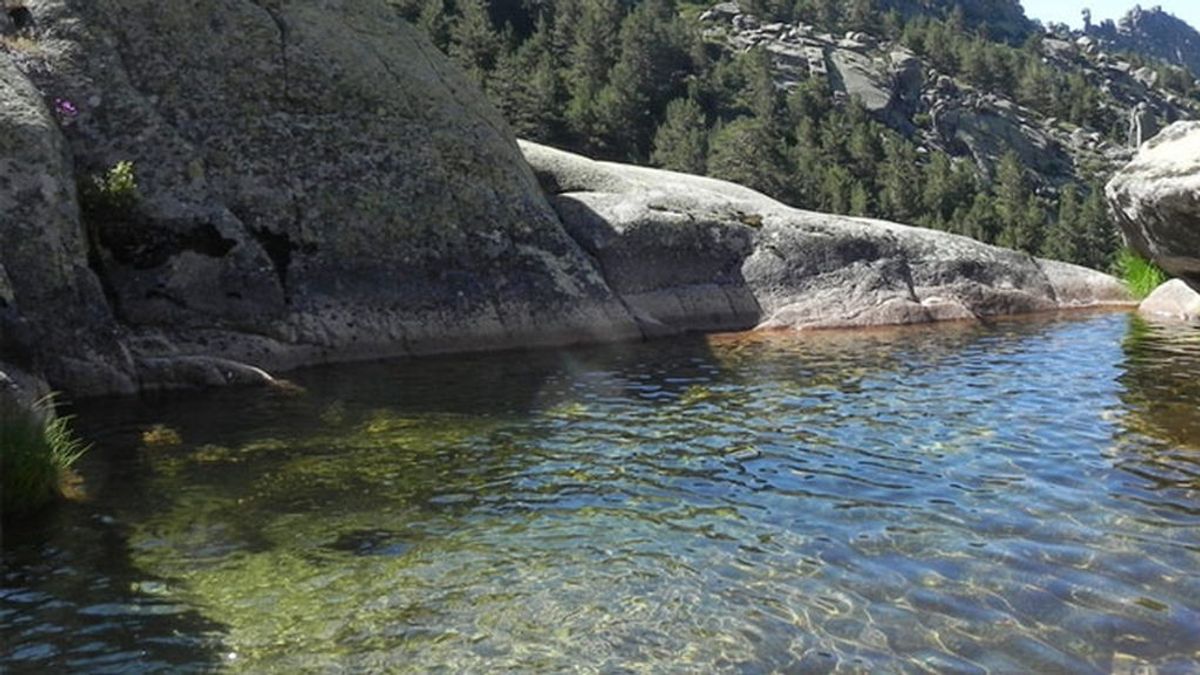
849;181;872;216
879;137;921;223
1040;184;1085;264
740;48;783;132
489;21;565;143
787;78;833;131
810;0;842;31
994;151;1042;253
741;0;793;22
820;164;854;214
652;97;708;174
707;118;788;198
786;131;823;209
958;193;1000;243
845;0;878;34
449;0;503;85
564;0;624;151
1080;183;1118;271
592;0;693;159
845;101;881;180
416;0;450;50
922;151;955;222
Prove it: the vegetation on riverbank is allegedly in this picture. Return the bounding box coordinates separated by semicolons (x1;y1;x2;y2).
1116;248;1170;299
0;397;89;516
391;0;1196;273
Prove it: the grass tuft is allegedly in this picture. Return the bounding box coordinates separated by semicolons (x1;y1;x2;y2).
1116;248;1170;300
1;396;90;517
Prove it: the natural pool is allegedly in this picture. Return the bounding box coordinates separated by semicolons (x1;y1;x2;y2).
3;311;1199;673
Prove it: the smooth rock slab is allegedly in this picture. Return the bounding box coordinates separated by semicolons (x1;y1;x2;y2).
522;141;1133;333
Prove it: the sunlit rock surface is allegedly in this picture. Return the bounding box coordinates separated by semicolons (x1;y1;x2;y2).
0;1;1135;400
1108;121;1200;291
523;141;1133;335
1139;279;1200;323
0;0;637;396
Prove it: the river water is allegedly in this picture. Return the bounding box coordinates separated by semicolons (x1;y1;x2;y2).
3;311;1199;673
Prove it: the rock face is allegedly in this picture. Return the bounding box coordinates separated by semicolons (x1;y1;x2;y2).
0;0;1134;400
1107;121;1200;290
0;50;134;396
699;4;1199;183
1139;280;1200;323
522;141;1131;335
1;0;638;396
1086;6;1200;79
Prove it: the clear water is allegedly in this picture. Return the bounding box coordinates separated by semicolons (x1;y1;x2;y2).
3;312;1199;673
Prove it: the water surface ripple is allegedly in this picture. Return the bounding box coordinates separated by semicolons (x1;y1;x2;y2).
3;312;1199;672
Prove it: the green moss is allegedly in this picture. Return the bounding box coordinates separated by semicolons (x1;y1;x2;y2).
1116;248;1170;300
0;396;89;516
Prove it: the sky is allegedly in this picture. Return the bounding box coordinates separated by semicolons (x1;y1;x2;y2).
1023;1;1200;32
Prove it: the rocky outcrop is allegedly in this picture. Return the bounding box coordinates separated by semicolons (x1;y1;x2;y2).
1;0;638;396
0;1;1134;401
1138;280;1200;323
1107;121;1200;290
699;3;1199;184
0;49;134;396
1086;6;1200;79
523;141;1132;335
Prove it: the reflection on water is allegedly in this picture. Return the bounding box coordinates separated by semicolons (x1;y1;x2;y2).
3;312;1200;672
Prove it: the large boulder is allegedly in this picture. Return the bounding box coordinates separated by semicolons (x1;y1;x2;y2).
828;49;892;113
2;0;637;395
1138;279;1200;323
522;141;1132;334
1107;121;1200;290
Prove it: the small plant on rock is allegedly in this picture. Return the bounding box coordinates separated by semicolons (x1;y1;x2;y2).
80;160;141;257
83;160;140;215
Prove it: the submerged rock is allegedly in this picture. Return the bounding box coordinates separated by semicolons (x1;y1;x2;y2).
522;141;1132;335
1107;121;1200;291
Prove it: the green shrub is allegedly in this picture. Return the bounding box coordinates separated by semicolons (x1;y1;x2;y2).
1;396;89;516
80;160;139;218
1115;248;1170;300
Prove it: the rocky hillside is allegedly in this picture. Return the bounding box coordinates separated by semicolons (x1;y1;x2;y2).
700;4;1198;182
393;0;1200;274
1083;5;1200;78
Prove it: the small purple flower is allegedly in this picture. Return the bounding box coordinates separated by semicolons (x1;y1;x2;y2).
53;97;79;120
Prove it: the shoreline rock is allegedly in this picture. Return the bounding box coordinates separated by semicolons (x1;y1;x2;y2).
524;141;1133;336
1;0;639;397
1107;121;1200;291
1;1;1134;401
1138;279;1200;323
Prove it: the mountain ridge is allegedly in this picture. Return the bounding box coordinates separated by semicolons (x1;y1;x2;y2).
1079;4;1200;78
